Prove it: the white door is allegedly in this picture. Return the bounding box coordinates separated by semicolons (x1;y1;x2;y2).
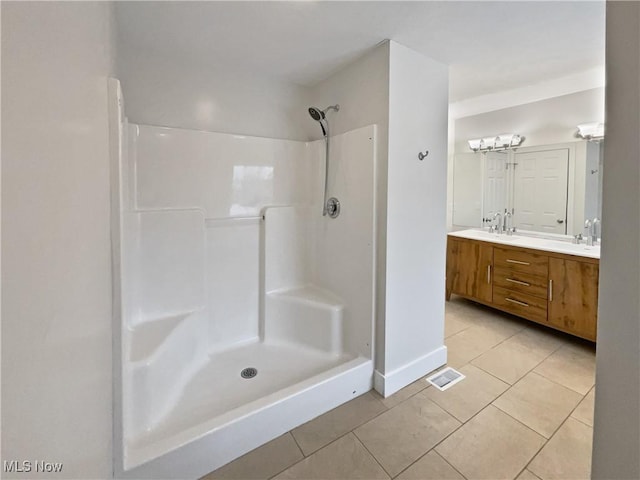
513;149;569;234
483;151;508;225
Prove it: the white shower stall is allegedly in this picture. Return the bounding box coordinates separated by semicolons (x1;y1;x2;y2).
111;85;377;477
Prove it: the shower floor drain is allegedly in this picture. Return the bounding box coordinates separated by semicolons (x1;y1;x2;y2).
240;367;258;379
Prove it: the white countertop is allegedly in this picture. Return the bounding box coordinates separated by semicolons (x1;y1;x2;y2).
448;229;600;259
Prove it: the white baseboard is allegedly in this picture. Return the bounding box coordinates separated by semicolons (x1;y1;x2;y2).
374;346;447;397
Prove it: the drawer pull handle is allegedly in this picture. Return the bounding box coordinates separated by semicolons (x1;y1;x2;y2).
505;297;529;307
506;259;530;266
549;279;553;302
506;278;530;287
487;265;491;284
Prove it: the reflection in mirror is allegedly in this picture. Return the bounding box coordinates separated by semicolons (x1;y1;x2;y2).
452;152;482;227
452;142;603;239
483;151;508;227
584;142;604;222
512;148;570;234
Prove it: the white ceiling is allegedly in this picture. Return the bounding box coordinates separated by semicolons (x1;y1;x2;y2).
116;1;605;102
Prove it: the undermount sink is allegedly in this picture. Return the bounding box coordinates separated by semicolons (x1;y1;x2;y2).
540;240;599;253
468;230;521;242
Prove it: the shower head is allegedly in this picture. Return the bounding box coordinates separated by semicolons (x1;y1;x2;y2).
308;107;325;122
308;107;327;136
308;105;339;137
308;104;340;121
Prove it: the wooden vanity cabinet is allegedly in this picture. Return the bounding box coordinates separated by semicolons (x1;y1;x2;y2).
548;257;599;341
492;246;549;325
446;236;599;342
446;238;493;303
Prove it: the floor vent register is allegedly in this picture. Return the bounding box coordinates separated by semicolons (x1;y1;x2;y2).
426;367;465;391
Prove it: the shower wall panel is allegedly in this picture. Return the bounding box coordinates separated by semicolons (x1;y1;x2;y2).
133;209;206;325
134;125;311;217
308;125;377;358
205;219;260;352
130;125;313;351
264;206;315;293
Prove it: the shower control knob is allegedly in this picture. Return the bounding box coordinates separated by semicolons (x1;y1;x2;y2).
326;197;340;219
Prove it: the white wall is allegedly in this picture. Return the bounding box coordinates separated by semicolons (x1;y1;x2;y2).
591;2;640;478
453;88;605;152
379;42;448;395
450;66;605;120
307;42;390;370
117;47;309;141
1;2;115;478
308;41;449;396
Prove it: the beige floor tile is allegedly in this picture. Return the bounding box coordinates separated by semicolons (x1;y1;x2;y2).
471;327;564;385
354;391;461;477
571;387;595;427
445;325;514;367
424;364;509;422
509;325;565;354
445;310;475;338
436;405;545;480
397;451;464;480
474;310;528;337
528;418;593;480
291;391;387;455
472;341;545;385
445;296;479;314
274;433;389;480
493;372;582;438
534;343;596;395
446;351;470;369
375;378;428;409
516;469;542;480
203;434;303;480
448;296;506;322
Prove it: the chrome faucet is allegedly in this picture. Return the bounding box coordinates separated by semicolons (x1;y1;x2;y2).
584;220;592;245
585;219;599;246
492;212;503;234
503;211;514;236
591;218;600;246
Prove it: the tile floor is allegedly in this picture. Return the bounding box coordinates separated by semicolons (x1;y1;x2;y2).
203;296;596;480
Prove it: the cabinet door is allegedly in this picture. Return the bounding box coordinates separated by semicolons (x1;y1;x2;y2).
548;257;599;341
446;239;493;303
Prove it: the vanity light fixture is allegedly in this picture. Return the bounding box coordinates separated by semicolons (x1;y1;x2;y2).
576;122;604;142
467;138;483;151
468;133;524;152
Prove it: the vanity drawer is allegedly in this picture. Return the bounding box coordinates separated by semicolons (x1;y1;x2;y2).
493;267;548;299
493;286;548;324
494;247;549;276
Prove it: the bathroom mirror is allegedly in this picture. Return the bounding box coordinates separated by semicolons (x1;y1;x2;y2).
452;141;603;238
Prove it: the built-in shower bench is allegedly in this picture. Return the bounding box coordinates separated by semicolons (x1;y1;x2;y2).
266;285;344;354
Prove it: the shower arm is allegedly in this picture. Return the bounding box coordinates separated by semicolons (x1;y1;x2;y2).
323;105;339;115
